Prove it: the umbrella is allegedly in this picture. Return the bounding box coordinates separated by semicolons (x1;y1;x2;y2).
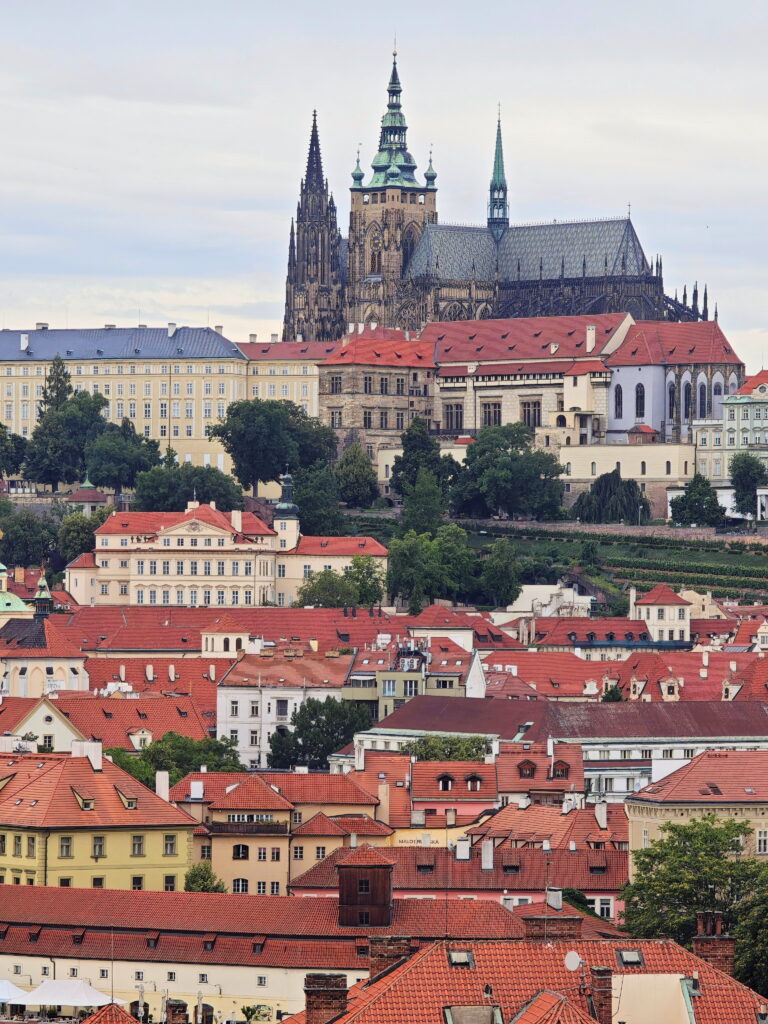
0;980;30;1003
21;980;124;1007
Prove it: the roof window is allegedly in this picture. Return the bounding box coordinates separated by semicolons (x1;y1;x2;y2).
448;950;475;967
617;949;644;967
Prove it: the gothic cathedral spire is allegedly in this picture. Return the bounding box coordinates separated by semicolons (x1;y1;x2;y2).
487;114;509;242
282;112;345;342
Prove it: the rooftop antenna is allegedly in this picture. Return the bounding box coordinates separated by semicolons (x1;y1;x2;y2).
627;201;632;218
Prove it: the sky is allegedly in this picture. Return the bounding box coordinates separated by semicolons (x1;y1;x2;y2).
0;0;766;368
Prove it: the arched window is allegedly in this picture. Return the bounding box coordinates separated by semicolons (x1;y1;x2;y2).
591;462;596;476
614;385;623;419
641;461;646;475
668;383;676;419
223;637;230;652
565;436;571;446
635;383;645;419
666;461;671;475
699;383;707;419
684;382;692;420
370;250;382;274
438;775;453;792
232;878;249;894
565;462;571;475
556;415;566;428
235;637;243;651
233;845;249;860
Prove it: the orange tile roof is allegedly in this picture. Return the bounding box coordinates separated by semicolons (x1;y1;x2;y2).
290;536;388;556
322;335;433;368
0;696;37;733
634;584;691;606
510;990;596;1024
467;802;628;850
170;770;378;810
83;1005;137;1024
608;319;742;367
410;761;497;801
50;694;209;749
347;752;413;826
482;653;619;699
220;650;353;689
84;658;231;718
629;748;768;804
292;813;392;837
337;844;395;867
495;743;585;793
95;505;274;537
238;341;339;361
208;775;295;811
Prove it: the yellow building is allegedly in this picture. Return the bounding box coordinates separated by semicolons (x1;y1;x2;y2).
0;742;195;889
238;339;338;419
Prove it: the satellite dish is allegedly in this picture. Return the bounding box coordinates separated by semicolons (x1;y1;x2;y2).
564;951;583;972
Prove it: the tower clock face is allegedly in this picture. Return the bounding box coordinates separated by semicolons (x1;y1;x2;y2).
371;235;383;251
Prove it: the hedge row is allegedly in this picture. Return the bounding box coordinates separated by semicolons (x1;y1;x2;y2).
605;556;768;581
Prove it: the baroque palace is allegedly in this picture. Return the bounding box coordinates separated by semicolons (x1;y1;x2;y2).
282;53;712;341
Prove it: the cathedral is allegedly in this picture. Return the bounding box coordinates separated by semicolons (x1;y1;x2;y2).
283;55;709;342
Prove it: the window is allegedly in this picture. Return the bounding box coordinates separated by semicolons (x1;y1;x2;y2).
358;911;370;925
330;374;342;394
271;847;280;861
257;976;267;987
164;834;177;856
256;881;266;894
293;845;304;860
482;402;502;427
521;400;541;428
614;384;623;419
232;878;249;893
758;830;768;854
635;382;645;419
330;409;342;428
315;846;326;860
59;836;72;858
403;679;419;697
382;679;396;697
438;775;453;792
135;971;144;981
92;836;105;858
199;974;208;985
379;410;388;429
132;835;145;857
257;847;267;861
699;382;707;418
167;972;176;982
132;876;144;890
358;878;370;894
363;375;373;394
69;968;78;978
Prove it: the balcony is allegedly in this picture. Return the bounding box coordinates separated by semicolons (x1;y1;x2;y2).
207;822;288;835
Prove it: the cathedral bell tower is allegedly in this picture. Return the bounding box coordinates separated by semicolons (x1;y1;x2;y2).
487;115;509;242
282;112;345;342
345;52;437;329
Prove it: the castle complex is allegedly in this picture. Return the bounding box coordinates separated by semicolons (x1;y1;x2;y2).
283;54;710;341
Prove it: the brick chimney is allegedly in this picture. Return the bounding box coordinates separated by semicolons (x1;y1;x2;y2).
522;914;583;940
368;935;412;979
691;911;735;976
304;974;348;1024
589;965;612;1024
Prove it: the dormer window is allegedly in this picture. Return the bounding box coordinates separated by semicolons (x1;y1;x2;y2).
552;762;570;780
466;775;482;792
438;775;454;792
518;760;536;779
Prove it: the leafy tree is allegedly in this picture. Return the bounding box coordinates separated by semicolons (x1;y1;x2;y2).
579;540;601;569
402;735;488;761
106;733;245;787
241;1008;261;1024
601;685;624;702
40;354;72;413
57;506;113;565
669;473;726;526
0;508;57;567
401;468;444;536
451;424;564;520
210;399;336;492
733;873;768;996
184;862;227;893
434;524;475;601
294;463;343;535
85;420;160;495
622;815;761;946
571;469;650;524
730;453;768;519
267;697;372;770
561;888;603;919
294;569;359;608
132;463;245;512
479;537;521;606
347;555;386;607
390;418;455;497
0;427;27;476
387;530;446;613
24;391;108;491
335;443;379;508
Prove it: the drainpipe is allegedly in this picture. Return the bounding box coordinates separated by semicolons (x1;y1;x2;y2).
48;957;56;979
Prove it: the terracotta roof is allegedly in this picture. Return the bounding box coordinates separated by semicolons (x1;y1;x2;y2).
83;1005;136;1024
220;650;353;690
560;360;610;375
467;802;628;850
290;845;627;894
410;761;497;801
629;748;768;804
0;696;37;733
290;536;388;556
533;617;652;645
347;752;413;826
238;341;339;361
607;319;742;367
495;743;585;793
208;775;295;811
292;813;392;837
84;658;232;719
0;753;195;828
49;694;209;749
67;486;108;503
0;617;84;659
337;844;396;867
95;505;275;537
67;551;97;569
635;584;691;606
170;771;377;809
472;361;568;377
482;653;620;700
735;370;768;395
322;335;434;368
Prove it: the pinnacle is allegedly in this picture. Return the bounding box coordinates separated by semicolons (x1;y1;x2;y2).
305;110;325;190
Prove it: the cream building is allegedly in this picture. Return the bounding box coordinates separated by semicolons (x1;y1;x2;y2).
238;339;338;419
66;485;387;609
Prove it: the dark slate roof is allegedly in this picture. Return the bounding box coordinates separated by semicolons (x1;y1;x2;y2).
0;619;47;649
407;217;650;282
0;327;245;362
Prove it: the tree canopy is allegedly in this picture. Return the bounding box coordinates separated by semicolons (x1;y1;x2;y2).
40;354;73;413
0;507;57;567
669;473;726;526
730;453;768;519
335;443;379;508
106;733;245;787
387;530;447;614
24;391;109;491
347;555;386;607
132;462;245;512
400;467;444;536
390;418;455;497
294;568;360;608
733;872;768;996
479;537;522;607
184;862;228;893
622;815;761;946
294;463;344;535
0;426;27;477
210;399;336;492
57;506;113;565
85;419;161;494
267;697;372;770
571;469;650;524
402;735;489;761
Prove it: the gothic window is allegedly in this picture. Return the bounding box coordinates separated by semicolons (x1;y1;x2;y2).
668;383;676;419
614;385;623;419
556;415;566;428
402;225;418;273
521;401;541;428
635;383;645;419
684;382;692;420
698;383;707;419
370;250;382;274
444;403;464;432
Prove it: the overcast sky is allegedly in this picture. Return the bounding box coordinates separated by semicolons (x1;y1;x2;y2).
0;0;766;369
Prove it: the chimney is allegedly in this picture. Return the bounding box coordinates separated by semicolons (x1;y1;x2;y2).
304;974;348;1024
72;740;103;772
546;886;563;911
522;914;582;940
454;837;471;861
214;325;224;335
190;779;204;800
20;333;29;352
35;322;49;331
702;650;709;667
628;586;637;619
445;808;457;827
586;324;597;353
481;838;494;870
594;802;608;830
368;936;412;980
589;965;612;1024
231;509;243;533
249;333;258;343
377;782;391;825
692;911;735;976
155;770;170;802
167;323;177;337
271;333;278;342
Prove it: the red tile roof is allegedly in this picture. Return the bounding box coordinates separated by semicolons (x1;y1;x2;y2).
608;320;742;367
635;584;691;606
495;743;585;793
322;335;433;368
467;802;628;850
290;536;388;556
220;650;353;689
170;770;378;809
292;813;393;837
629;748;768;804
410;761;497;801
482;653;620;700
84;658;231;719
83;1005;137;1024
347;752;413;826
208;775;295;811
532;617;651;646
49;694;209;749
67;485;108;503
95;505;275;537
238;341;339;361
735;370;768;395
337;845;395;867
0;696;37;733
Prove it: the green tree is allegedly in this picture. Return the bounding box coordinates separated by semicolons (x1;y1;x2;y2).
451;424;564;520
733;873;768;996
434;524;475;601
479;537;521;607
601;685;624;702
57;506;113;565
387;530;446;613
622;815;761;946
210;399;336;493
184;862;228;893
294;569;359;608
24;391;108;491
267;697;372;770
571;469;650;524
0;427;27;476
106;733;245;787
85;420;161;495
579;540;601;569
561;888;603;919
390;418;455;497
669;473;726;526
294;463;343;535
335;443;379;508
347;555;385;607
730;453;768;519
402;734;488;761
401;467;443;536
40;354;72;413
0;508;57;567
132;463;245;512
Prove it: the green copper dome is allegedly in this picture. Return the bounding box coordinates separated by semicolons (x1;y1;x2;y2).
365;54;421;188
